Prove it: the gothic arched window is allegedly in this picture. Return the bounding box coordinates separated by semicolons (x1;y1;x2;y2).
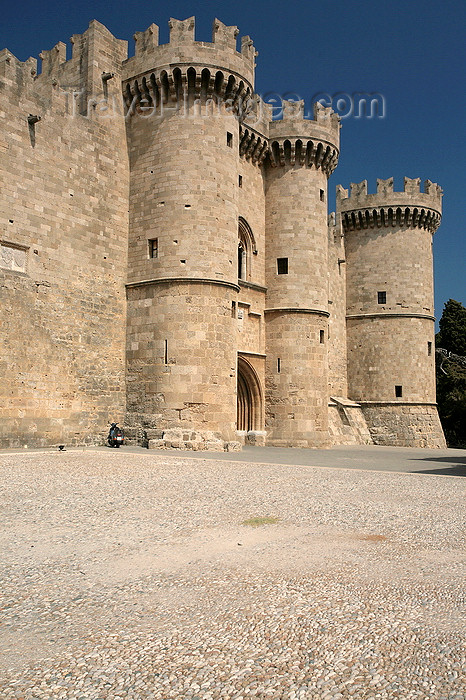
238;217;256;281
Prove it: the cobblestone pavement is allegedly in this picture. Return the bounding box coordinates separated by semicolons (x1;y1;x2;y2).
0;450;464;699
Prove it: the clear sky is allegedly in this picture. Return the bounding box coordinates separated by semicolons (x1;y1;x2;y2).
2;0;464;323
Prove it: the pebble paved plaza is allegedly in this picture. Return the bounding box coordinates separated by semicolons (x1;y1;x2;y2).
0;449;464;699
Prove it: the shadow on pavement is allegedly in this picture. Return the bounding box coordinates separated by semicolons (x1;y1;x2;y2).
409;454;466;476
410;455;466;464
408;466;466;477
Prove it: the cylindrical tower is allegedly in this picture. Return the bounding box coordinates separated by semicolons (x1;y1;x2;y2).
264;101;340;447
123;17;257;443
339;177;446;447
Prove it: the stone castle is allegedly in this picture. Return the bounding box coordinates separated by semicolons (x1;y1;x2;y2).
0;17;447;450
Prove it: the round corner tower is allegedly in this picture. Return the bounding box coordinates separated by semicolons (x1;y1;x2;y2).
264;101;340;447
339;177;446;447
122;17;257;441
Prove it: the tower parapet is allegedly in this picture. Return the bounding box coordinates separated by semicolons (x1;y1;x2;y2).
122;17;256;113
340;177;446;448
267;101;340;175
338;177;442;233
1;14;447;452
264;100;340;447
238;96;272;166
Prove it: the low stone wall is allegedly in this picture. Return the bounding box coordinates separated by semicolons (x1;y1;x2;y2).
125;426;242;452
360;403;446;448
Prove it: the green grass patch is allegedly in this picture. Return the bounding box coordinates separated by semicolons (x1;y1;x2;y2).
241;516;280;527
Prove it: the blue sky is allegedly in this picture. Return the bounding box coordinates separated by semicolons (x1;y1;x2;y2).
2;0;464;322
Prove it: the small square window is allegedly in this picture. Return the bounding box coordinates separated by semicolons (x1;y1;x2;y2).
320;189;325;202
277;257;288;274
238;175;243;188
377;291;386;304
227;132;233;147
395;385;403;398
148;238;158;258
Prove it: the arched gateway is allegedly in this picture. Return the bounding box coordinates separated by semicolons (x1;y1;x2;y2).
236;356;264;433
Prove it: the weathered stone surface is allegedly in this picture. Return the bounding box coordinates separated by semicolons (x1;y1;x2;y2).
225;441;242;452
0;16;445;450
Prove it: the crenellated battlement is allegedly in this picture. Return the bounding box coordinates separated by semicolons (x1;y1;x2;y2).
267;101;340;174
133;24;159;56
1;20;127;116
338;177;442;202
39;42;67;77
0;12;447;451
243;95;273;134
269;100;340;133
0;49;37;85
337;177;442;233
122;17;256;90
121;18;257;122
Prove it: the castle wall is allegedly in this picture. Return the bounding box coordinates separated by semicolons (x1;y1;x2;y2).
126;280;237;440
236;283;265;355
327;216;348;398
124;105;240;439
340;178;446;448
347;316;436;402
126;109;240;285
1;16;447;451
265;311;329;446
237;154;266;289
263;102;339;447
0;24;129;447
264;153;330;446
360;404;446;448
124;19;257;442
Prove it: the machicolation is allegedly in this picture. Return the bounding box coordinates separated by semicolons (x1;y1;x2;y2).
0;17;446;449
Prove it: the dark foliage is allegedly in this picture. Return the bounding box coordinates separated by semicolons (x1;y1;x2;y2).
436;299;466;355
435;299;466;448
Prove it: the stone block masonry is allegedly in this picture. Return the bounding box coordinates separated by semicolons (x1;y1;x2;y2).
0;16;446;449
0;22;129;447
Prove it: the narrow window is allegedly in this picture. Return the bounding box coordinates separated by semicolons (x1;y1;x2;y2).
377;291;386;304
277;257;288;274
227;132;233;147
320;189;325;202
277;358;281;373
238;175;243;188
164;339;168;365
395;385;403;398
231;301;236;318
427;341;432;356
320;330;325;344
238;241;246;279
148;238;158;258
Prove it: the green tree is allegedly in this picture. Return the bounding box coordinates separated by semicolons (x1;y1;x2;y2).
435;299;466;448
436;299;466;355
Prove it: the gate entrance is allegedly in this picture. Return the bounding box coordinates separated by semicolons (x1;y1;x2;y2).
236;357;263;432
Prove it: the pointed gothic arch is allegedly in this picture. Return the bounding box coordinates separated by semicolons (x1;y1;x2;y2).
237;356;263;432
238;217;256;281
